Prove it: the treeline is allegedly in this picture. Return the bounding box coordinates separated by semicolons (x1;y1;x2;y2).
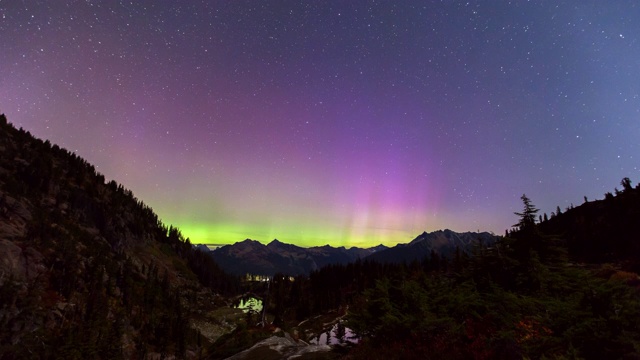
503;177;640;268
345;194;640;359
259;193;640;359
269;254;462;323
538;177;640;268
247;245;472;333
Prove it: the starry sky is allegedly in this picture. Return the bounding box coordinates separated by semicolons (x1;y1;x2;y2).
1;1;639;248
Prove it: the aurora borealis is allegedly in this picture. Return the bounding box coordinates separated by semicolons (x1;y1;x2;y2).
1;1;639;247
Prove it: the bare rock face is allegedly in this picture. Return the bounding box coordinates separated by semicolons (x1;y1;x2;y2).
225;333;334;360
0;193;38;286
0;239;48;348
0;239;45;286
0;240;23;278
0;194;32;240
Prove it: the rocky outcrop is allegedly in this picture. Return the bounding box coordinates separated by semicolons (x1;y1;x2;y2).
225;332;334;360
0;239;45;285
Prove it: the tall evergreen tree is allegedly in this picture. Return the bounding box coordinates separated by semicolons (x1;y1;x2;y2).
621;177;632;192
513;194;538;230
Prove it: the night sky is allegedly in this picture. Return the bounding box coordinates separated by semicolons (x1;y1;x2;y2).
1;1;639;247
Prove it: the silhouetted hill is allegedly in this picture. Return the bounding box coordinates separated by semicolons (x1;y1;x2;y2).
207;239;387;276
365;229;498;264
0;114;238;359
537;179;640;269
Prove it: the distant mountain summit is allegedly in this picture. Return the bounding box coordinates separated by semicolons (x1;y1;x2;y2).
205;239;387;276
366;229;498;264
203;230;498;275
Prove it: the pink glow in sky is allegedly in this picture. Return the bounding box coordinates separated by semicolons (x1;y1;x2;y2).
1;2;639;246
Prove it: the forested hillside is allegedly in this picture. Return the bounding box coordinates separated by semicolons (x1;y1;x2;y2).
343;194;640;359
0;114;239;359
538;178;640;268
251;192;640;359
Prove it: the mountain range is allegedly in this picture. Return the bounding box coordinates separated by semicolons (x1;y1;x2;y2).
201;229;498;276
206;239;387;276
366;229;497;264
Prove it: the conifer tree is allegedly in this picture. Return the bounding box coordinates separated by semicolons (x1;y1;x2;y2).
621;177;632;192
513;194;538;230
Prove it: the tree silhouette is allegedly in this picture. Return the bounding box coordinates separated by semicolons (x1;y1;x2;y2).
621;177;632;192
513;194;538;230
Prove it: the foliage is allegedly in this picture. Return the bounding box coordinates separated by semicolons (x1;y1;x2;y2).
344;195;640;359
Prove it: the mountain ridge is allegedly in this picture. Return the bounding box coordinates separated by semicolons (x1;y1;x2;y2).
204;238;388;276
201;229;497;275
365;229;498;264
